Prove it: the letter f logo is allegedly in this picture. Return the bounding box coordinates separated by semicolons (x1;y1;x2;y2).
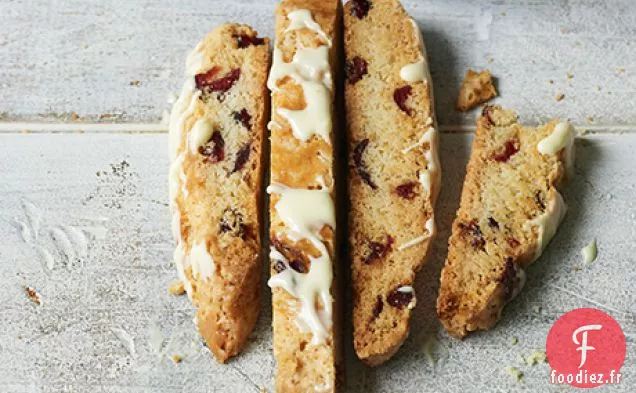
572;324;602;368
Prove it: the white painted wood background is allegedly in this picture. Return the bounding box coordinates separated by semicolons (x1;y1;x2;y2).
0;1;634;392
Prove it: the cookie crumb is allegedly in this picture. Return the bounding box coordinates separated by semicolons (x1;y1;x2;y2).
168;280;186;296
25;286;42;305
510;336;518;345
70;112;81;121
130;80;141;86
456;69;497;111
505;366;524;384
554;92;565;102
259;388;269;393
171;354;183;363
573;264;582;272
566;72;574;79
548;79;554;85
581;239;598;264
526;350;547;365
618;67;625;73
532;305;542;313
587;116;594;123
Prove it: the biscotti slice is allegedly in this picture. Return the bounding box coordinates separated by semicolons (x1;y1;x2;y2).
437;105;575;338
344;0;441;366
267;1;343;391
168;24;269;362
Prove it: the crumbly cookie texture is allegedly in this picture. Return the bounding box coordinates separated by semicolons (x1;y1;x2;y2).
456;69;497;111
267;1;343;391
344;0;441;366
437;105;574;338
168;23;269;363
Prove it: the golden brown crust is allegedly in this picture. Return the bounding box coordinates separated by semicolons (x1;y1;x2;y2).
269;1;343;392
437;105;569;338
456;69;497;111
344;0;440;366
170;23;270;363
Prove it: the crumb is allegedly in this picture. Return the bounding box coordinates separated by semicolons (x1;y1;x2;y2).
559;27;569;34
456;69;497;112
259;388;269;393
25;286;42;305
516;354;526;365
587;116;594;123
581;239;598;264
596;85;602;91
548;79;554;85
130;80;141;86
20;129;30;134
566;72;574;79
500;11;506;16
168;280;186;296
171;354;183;363
533;305;542;313
619;67;625;73
554;92;565;102
99;113;115;120
505;366;524;384
487;56;494;64
510;336;518;345
70;112;80;120
421;334;438;365
526;350;547;366
573;264;581;272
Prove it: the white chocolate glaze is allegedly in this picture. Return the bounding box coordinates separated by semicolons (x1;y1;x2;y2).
188;118;214;154
277;80;332;142
400;58;427;83
267;46;333;91
186;44;213;76
402;126;435;154
537;121;576;177
525;189;567;261
267;184;335;344
285;9;332;47
397;218;435;251
509;266;527;301
581;238;598;264
168;79;199;162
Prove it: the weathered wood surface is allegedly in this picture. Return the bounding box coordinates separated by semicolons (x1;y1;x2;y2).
0;132;634;392
1;0;636;126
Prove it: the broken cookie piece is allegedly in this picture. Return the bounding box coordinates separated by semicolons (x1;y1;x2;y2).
456;69;497;111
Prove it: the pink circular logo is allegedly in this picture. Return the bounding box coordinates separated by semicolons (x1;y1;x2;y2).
546;308;626;388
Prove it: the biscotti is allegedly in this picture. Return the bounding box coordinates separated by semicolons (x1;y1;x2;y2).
168;24;269;362
267;0;343;391
437;105;574;338
344;0;441;366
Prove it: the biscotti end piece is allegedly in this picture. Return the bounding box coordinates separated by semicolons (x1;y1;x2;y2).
169;23;269;363
437;105;574;338
456;69;497;111
344;0;441;366
268;0;343;391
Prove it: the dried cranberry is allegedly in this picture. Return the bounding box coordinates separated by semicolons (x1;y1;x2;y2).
387;286;413;309
395;182;418;200
535;190;546;211
371;295;383;320
492;138;519;162
353;139;377;190
232;142;251;173
346;56;368;84
219;208;247;238
232;108;252;130
459;220;485;250
482;105;496;125
195;68;241;97
273;260;287;273
499;257;517;299
199;131;225;163
364;235;394;264
350;0;372;19
289;260;307;273
394;85;413;115
194;67;220;89
234;34;265;48
487;217;499;229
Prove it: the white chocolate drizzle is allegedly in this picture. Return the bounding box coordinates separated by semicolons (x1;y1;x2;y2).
267;184;335;344
397;286;417;310
509;266;527;301
400;58;428;83
277;80;332;142
267;46;332;91
525;189;567;261
187;118;214;154
285;9;332;46
397;218;435;251
537;121;576;178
